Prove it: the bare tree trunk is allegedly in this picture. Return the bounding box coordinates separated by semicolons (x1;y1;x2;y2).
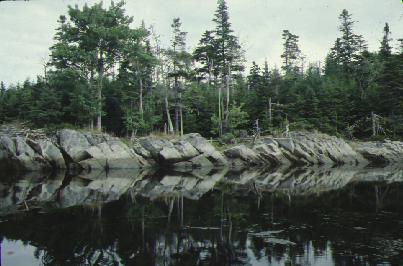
96;79;102;131
174;76;179;134
96;56;104;132
179;92;183;136
218;81;223;136
165;93;174;134
139;75;144;116
269;97;272;128
225;66;231;124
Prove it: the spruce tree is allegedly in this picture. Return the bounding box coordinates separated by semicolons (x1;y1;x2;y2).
281;30;301;75
379;23;392;59
212;0;244;132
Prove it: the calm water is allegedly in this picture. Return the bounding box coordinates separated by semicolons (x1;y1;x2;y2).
1;166;403;266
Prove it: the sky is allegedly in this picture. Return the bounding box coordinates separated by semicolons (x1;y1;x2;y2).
0;0;402;86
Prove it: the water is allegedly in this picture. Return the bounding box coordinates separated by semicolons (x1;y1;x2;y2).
1;166;403;265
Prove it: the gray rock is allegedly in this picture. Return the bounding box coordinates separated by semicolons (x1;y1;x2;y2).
138;137;174;158
0;135;16;165
132;141;152;159
352;141;403;165
224;144;265;167
58;129;91;162
182;133;227;166
83;132;112;146
14;137;50;171
159;146;183;163
276;138;295;153
27;139;66;169
80;140;147;170
253;141;290;166
190;154;214;169
159;140;200;163
0;135;16;158
174;140;199;159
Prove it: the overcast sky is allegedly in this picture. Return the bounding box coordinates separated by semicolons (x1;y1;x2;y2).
0;0;402;85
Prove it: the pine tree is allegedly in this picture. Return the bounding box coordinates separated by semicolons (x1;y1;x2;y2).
212;0;244;133
247;62;261;90
0;81;5;123
379;23;392;59
193;30;217;83
281;30;301;75
333;9;365;74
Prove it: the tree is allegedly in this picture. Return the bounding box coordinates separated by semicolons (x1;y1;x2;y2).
379;23;392;59
330;9;365;75
281;30;301;75
49;1;133;131
119;22;157;136
193;30;217;84
167;18;192;135
247;62;261;91
0;81;6;123
211;0;244;134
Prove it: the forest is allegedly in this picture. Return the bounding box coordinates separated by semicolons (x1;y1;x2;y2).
0;0;402;140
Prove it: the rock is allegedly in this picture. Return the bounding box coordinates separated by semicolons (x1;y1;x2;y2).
174;140;199;159
27;139;66;169
301;133;365;165
138;137;174;159
253;141;290;166
58;129;91;162
80;140;147;170
276;138;295;153
159;140;200;163
14;137;50;171
159;146;183;163
190;154;214;169
352;141;403;165
181;133;227;166
132;141;152;159
0;135;16;160
224;144;265;167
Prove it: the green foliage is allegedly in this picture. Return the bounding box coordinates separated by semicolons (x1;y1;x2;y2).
1;3;403;141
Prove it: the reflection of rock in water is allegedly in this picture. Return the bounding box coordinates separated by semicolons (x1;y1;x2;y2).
0;169;153;215
130;168;228;201
3;165;403;216
351;165;403;183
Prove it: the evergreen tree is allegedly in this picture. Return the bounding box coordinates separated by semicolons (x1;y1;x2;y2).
331;9;365;74
281;30;301;75
212;0;244;134
247;62;261;90
0;81;5;123
193;30;217;83
379;23;392;59
167;17;192;135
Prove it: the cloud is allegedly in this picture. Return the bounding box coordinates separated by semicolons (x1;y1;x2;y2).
0;0;402;85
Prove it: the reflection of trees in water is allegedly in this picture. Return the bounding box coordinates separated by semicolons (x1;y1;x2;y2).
1;181;403;265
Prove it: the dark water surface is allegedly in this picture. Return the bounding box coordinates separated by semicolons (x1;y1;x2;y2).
1;166;403;266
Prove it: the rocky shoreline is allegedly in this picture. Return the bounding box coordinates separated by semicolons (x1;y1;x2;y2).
0;128;402;174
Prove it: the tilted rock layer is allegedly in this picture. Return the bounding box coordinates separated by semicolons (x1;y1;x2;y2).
0;127;402;174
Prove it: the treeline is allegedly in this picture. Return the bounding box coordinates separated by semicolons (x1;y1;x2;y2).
1;1;402;140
